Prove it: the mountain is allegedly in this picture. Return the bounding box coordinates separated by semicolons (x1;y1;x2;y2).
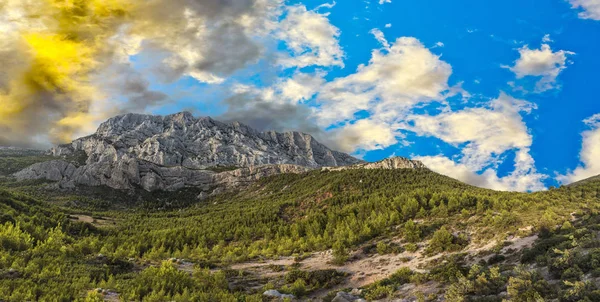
13;112;424;192
324;156;427;171
52;112;361;168
4;159;600;301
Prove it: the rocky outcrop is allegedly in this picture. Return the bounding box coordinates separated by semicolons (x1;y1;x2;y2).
15;159;311;193
13;160;77;182
331;292;366;302
13;112;427;193
263;290;295;300
15;112;350;192
323;157;427;171
51;112;361;168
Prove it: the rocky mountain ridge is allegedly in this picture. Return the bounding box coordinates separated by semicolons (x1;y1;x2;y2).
323;157;427;171
13;112;426;193
51;112;360;168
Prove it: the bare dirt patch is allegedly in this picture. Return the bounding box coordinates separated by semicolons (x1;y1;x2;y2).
68;214;116;227
228;234;540;298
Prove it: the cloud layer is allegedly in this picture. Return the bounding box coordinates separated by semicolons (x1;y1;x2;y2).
408;93;546;192
508;43;573;92
221;28;548;191
569;0;600;20
0;0;285;146
558;114;600;183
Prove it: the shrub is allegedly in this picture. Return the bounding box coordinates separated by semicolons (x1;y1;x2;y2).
487;254;506;265
405;243;419;253
377;242;389;255
364;285;394;300
427;227;459;254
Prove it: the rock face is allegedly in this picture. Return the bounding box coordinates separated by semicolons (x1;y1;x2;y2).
15;112;360;192
323;157;427;171
52;112;360;168
13;160;77;182
14;112;427;193
331;292;366;302
15;160;311;193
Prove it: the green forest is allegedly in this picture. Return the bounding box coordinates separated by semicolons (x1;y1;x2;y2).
1;151;600;301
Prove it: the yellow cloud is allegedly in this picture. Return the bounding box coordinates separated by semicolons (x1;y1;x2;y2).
0;0;274;146
24;33;96;93
0;0;135;145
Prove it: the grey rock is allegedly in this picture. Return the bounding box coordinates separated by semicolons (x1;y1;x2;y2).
332;291;365;302
31;112;359;191
323;157;426;171
52;112;361;168
14;160;77;182
263;290;295;300
15;158;311;193
14;112;427;193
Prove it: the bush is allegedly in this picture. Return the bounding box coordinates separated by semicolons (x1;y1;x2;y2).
561;266;583;282
284;269;347;293
364;285;394;300
377;242;389;255
487;254;506;265
288;279;307;297
404;220;422;243
427;227;460;255
332;241;349;265
405;243;419;253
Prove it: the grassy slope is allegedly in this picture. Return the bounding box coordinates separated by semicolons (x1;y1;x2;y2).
1;159;600;300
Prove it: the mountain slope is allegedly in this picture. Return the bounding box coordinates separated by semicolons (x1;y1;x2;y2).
2;165;600;301
54;112;361;168
14;112;368;191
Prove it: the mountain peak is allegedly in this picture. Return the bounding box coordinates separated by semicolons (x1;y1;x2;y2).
85;112;359;167
36;112;365;191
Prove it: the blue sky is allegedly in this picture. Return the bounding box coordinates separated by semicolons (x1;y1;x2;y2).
5;0;598;191
126;0;600;191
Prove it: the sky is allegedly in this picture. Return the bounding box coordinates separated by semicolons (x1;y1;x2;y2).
1;0;600;192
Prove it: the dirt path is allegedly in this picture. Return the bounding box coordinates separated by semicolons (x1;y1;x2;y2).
230;234;540;294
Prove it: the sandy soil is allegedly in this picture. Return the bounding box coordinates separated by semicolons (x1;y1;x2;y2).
69;214;115;227
230;233;541;298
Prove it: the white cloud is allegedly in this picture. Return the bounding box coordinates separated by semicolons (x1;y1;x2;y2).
230;70;325;105
408;93;535;170
277;4;344;68
220;28;548;192
407;93;546;192
329;119;399;152
558;114;600;183
542;34;553;43
385;23;392;28
379;0;392;4
568;0;600;20
225;33;452;155
508;43;574;92
370;28;390;49
316;34;452;126
417;150;546;192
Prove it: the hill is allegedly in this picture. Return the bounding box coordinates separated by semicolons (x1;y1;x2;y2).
2;161;600;301
2;112;600;301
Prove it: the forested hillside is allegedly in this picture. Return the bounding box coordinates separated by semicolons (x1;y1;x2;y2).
1;165;600;301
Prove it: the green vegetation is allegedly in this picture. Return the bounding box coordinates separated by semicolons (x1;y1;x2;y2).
438;213;600;301
281;269;347;297
0;149;55;176
1;160;600;300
